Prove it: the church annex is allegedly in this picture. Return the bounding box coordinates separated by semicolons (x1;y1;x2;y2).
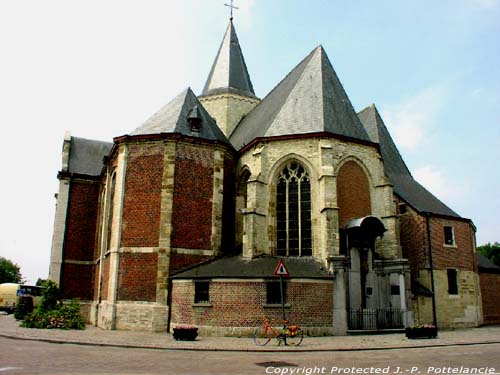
49;19;483;335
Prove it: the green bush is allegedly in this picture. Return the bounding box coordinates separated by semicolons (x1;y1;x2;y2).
14;296;34;320
21;300;85;330
20;281;85;330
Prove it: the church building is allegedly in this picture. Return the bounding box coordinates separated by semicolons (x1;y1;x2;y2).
49;18;483;335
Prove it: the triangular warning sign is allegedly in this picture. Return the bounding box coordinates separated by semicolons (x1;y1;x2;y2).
274;260;290;277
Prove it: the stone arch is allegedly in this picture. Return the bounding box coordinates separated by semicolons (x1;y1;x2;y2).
269;157;313;257
336;158;372;229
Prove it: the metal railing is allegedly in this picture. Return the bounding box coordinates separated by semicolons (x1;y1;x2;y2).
348;308;403;330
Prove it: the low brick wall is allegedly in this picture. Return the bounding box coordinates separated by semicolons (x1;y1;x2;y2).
171;279;334;336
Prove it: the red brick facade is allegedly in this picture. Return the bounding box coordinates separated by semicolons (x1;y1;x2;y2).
171;280;333;328
61;263;94;300
337;161;371;227
121;143;164;248
479;272;500;324
61;180;101;299
398;198;477;274
171;144;214;250
117;252;158;302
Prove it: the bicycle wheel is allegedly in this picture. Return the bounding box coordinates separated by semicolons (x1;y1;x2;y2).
287;328;304;346
253;327;272;346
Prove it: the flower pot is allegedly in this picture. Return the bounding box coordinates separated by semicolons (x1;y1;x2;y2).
173;327;198;341
405;326;437;339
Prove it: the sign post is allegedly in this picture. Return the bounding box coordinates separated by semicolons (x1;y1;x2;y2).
274;260;290;322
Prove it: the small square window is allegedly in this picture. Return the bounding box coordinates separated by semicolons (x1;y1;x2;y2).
447;269;458;295
444;226;455;246
391;285;400;295
398;203;407;215
194;281;210;303
266;281;286;304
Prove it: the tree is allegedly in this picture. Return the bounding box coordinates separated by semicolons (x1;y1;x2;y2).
477;242;500;267
0;257;23;284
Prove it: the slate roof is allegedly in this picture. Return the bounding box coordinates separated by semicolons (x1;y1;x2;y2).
201;20;256;98
171;255;333;280
357;105;460;218
477;253;500;274
230;45;370;150
68;137;112;176
130;87;230;145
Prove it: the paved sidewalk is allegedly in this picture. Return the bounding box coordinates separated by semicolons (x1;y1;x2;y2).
1;314;499;352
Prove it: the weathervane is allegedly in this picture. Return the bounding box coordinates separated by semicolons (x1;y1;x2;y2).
224;0;238;20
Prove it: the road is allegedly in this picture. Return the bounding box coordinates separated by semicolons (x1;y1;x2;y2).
0;337;498;375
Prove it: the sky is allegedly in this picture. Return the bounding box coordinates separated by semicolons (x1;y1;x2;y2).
1;0;499;284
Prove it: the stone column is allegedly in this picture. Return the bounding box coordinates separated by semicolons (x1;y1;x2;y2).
329;256;348;335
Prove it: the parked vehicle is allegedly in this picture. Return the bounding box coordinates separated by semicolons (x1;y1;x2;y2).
0;283;43;314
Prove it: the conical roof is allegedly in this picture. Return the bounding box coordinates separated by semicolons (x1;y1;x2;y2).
130;88;230;144
358;104;460;218
230;45;370;150
201;20;255;98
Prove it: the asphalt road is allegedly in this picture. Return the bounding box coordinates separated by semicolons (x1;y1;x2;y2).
0;337;499;375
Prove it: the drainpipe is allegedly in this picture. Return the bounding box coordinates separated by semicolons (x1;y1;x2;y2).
425;212;438;332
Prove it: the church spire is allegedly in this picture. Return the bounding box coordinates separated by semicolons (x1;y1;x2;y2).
201;19;255;98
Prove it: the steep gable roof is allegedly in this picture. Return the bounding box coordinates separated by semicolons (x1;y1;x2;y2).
201;20;255;98
130;88;230;145
230;45;370;150
358;104;460;218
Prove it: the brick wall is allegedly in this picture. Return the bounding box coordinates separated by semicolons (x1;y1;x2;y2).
117;253;158;302
64;180;100;261
337;161;371;227
61;263;94;300
121;143;164;247
221;155;236;252
429;217;476;272
479;272;500;324
171;144;214;250
61;179;100;299
398;198;476;273
171;280;333;330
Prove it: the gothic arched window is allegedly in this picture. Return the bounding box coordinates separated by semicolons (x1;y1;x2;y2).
276;162;312;256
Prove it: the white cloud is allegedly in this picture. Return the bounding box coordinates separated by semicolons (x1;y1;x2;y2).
381;83;450;151
413;165;469;203
471;0;500;9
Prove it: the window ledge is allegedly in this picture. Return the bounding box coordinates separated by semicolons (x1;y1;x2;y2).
263;303;291;309
443;244;457;249
192;303;212;308
448;294;460;299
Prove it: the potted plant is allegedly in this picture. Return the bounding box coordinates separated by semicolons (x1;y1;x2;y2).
172;325;198;341
405;324;437;339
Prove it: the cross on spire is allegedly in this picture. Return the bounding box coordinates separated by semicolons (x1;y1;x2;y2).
224;0;238;20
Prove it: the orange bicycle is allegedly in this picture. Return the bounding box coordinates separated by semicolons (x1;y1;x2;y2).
253;318;304;346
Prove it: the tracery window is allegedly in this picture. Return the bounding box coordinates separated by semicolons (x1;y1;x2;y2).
276;162;312;256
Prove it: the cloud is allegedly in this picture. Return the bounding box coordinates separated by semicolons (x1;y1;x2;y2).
413;165;469;203
381;83;450;151
471;0;500;9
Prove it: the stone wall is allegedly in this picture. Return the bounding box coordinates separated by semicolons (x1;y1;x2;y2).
237;136;398;260
199;93;259;137
171;279;334;336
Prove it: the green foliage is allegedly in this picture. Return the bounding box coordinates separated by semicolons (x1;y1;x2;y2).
21;300;85;330
36;278;48;286
20;282;85;330
14;296;34;320
477;242;500;267
39;280;62;311
0;257;23;283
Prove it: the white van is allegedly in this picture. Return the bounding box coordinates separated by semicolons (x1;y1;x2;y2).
0;283;43;314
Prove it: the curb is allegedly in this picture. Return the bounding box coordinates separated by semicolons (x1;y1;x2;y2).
1;333;500;353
